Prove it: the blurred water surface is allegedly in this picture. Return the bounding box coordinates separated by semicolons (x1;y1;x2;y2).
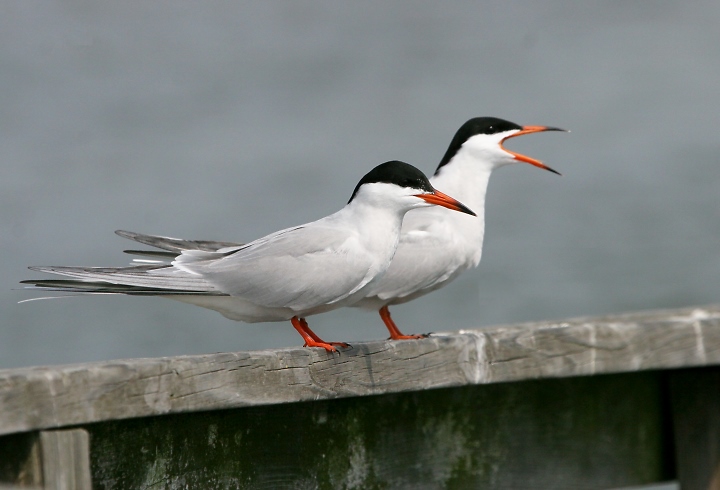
2;2;719;368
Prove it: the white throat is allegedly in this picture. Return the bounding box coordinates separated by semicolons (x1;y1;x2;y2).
432;147;494;220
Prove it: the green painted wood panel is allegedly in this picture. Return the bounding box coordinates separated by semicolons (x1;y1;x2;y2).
87;372;673;489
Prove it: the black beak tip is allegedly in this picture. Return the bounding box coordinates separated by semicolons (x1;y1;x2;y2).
461;204;477;217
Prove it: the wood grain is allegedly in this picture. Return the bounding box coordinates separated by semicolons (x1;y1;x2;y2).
1;304;719;436
39;429;91;490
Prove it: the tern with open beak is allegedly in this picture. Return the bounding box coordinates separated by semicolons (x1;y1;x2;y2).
355;117;566;338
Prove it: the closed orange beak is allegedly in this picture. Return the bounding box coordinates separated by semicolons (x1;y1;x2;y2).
415;189;476;216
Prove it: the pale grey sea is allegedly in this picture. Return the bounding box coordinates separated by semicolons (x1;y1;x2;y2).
2;2;719;376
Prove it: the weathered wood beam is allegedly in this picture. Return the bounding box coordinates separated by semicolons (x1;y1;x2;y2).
0;304;718;436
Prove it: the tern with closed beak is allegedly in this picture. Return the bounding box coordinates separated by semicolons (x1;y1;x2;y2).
22;160;475;352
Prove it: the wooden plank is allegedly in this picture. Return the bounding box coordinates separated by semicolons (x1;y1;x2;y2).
669;367;720;490
39;429;91;490
0;304;719;436
87;372;672;489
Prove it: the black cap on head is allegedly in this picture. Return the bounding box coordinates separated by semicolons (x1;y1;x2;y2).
348;160;434;203
435;117;522;174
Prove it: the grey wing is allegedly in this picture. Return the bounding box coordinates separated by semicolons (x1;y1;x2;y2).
180;224;376;311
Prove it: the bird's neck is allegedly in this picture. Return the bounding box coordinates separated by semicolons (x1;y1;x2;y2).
431;151;494;223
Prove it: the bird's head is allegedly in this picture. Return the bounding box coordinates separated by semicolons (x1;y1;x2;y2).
349;160;476;216
436;117;566;175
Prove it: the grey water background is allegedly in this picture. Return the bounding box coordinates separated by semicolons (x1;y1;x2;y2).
2;2;719;370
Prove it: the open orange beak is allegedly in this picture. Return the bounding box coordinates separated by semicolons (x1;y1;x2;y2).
415;189;476;216
501;125;566;175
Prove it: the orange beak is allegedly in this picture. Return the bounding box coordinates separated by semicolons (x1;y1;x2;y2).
415;189;476;216
501;125;566;176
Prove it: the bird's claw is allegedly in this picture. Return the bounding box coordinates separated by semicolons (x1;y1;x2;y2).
303;340;351;352
388;333;429;340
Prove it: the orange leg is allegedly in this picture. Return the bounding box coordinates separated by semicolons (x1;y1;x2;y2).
291;317;349;352
379;305;428;340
